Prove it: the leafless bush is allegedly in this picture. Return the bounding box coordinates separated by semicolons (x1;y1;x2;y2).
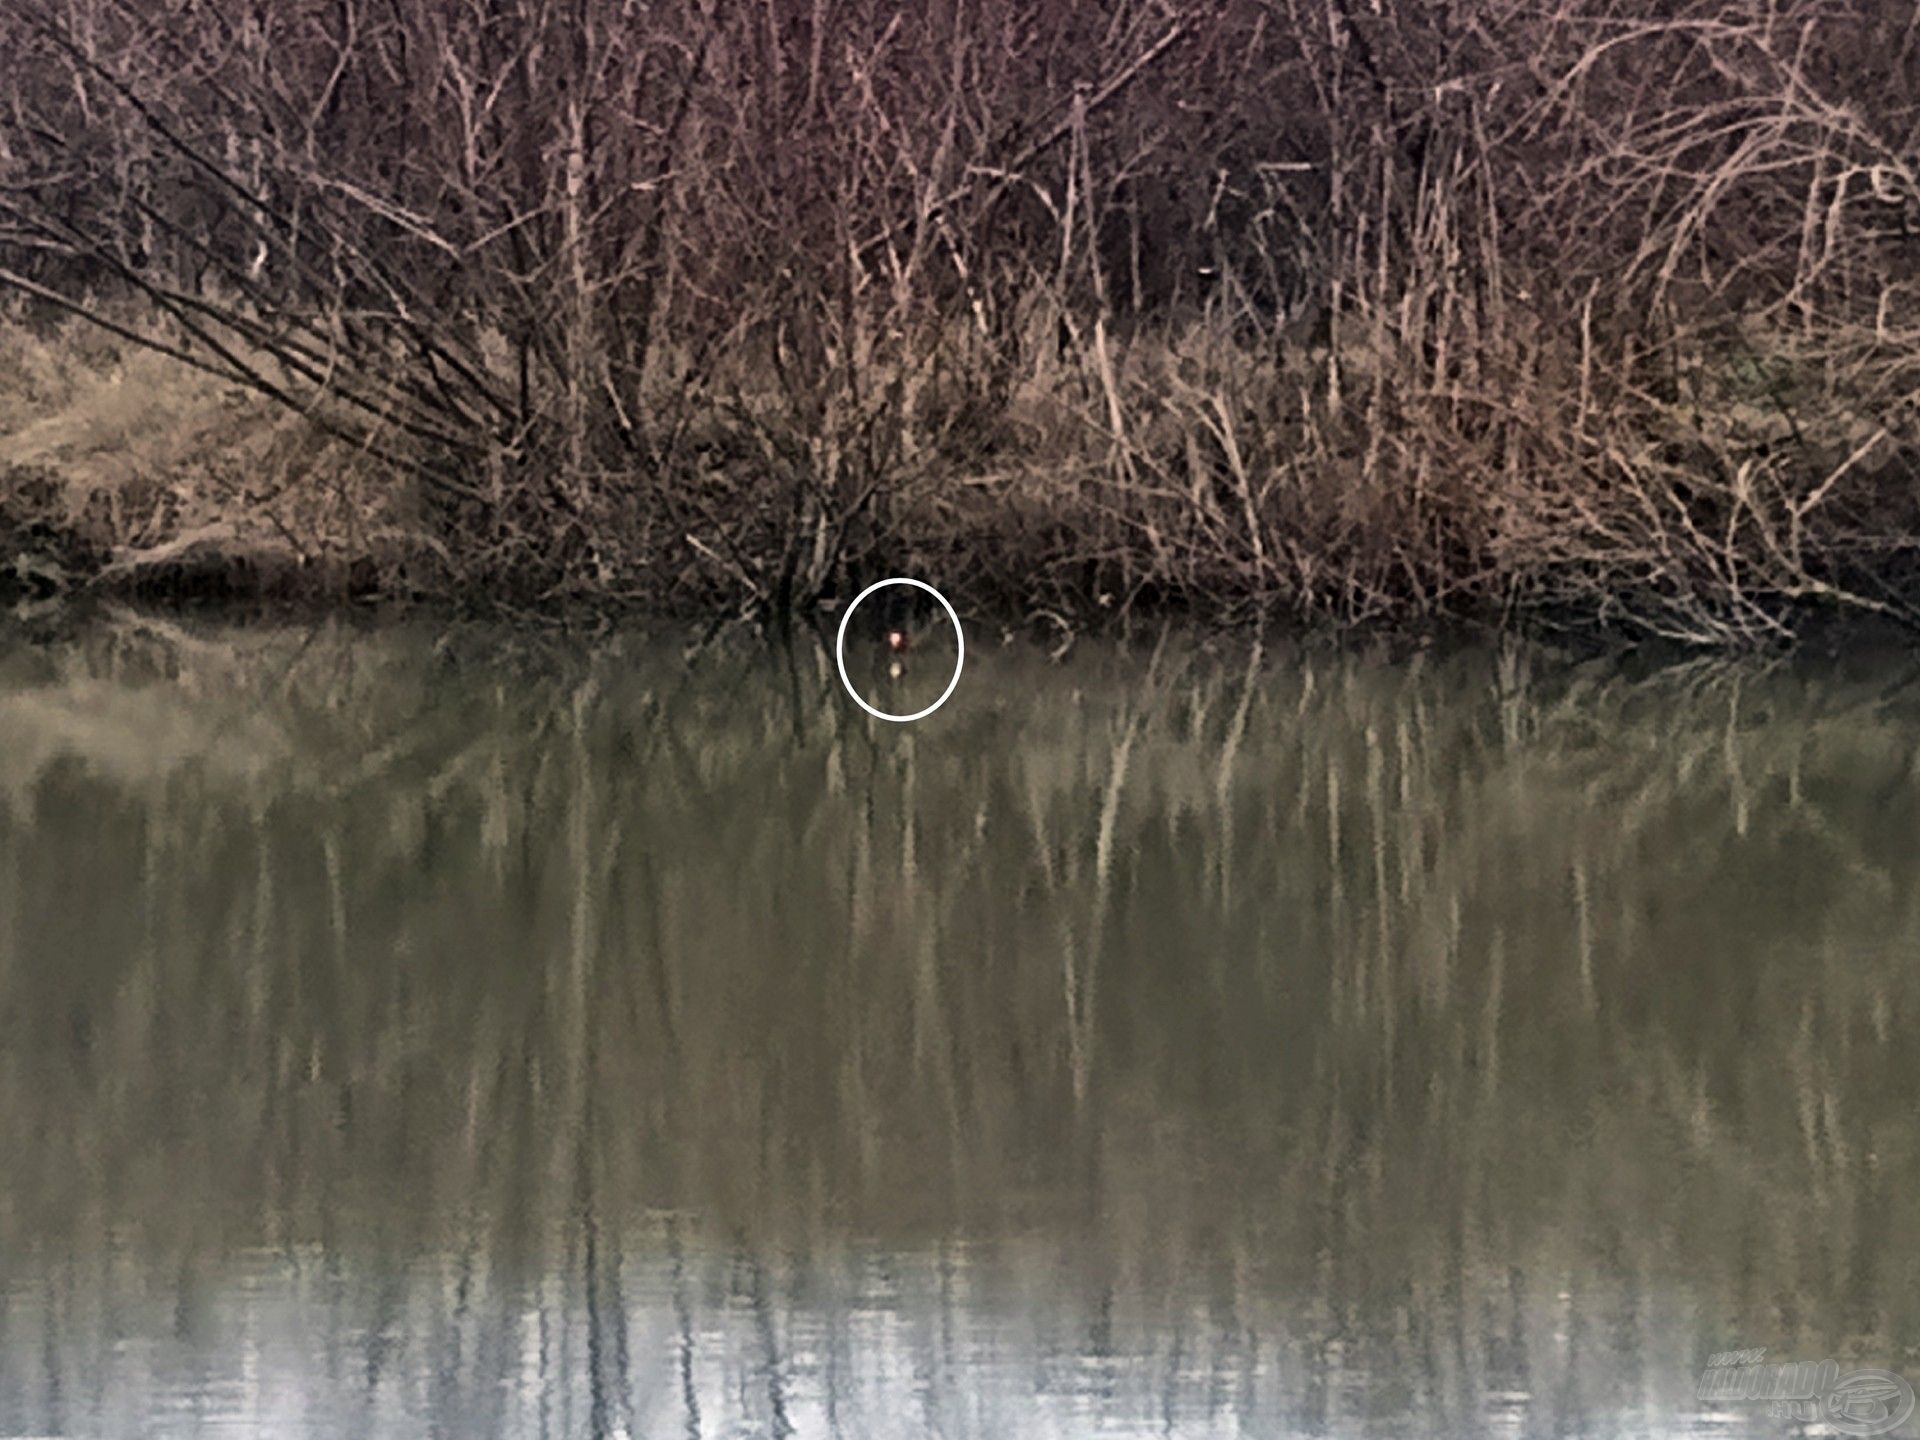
3;0;1919;639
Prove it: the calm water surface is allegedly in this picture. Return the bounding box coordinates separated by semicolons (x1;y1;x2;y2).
0;615;1915;1439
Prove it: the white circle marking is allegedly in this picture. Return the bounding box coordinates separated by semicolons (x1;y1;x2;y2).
833;578;964;722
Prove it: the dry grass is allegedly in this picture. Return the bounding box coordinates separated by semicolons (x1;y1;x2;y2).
5;0;1920;641
0;311;445;596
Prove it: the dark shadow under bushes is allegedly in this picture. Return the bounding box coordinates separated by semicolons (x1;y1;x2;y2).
4;0;1920;644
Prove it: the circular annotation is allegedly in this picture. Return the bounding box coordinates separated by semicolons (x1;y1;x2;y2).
833;578;964;723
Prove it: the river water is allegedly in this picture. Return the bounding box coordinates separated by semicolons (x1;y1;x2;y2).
0;614;1913;1438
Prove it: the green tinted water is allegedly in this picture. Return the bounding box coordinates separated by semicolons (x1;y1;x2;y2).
0;615;1914;1438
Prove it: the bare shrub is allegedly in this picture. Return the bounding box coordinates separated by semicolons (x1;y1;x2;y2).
3;0;1919;639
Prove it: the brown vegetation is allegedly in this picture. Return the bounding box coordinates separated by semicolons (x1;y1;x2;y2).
4;0;1920;642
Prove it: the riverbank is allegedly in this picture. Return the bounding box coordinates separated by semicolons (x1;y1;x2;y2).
7;303;1920;649
7;0;1920;646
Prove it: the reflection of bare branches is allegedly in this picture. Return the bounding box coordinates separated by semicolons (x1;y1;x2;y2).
0;619;1916;1432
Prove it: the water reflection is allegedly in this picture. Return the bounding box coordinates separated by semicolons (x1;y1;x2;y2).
0;613;1915;1438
